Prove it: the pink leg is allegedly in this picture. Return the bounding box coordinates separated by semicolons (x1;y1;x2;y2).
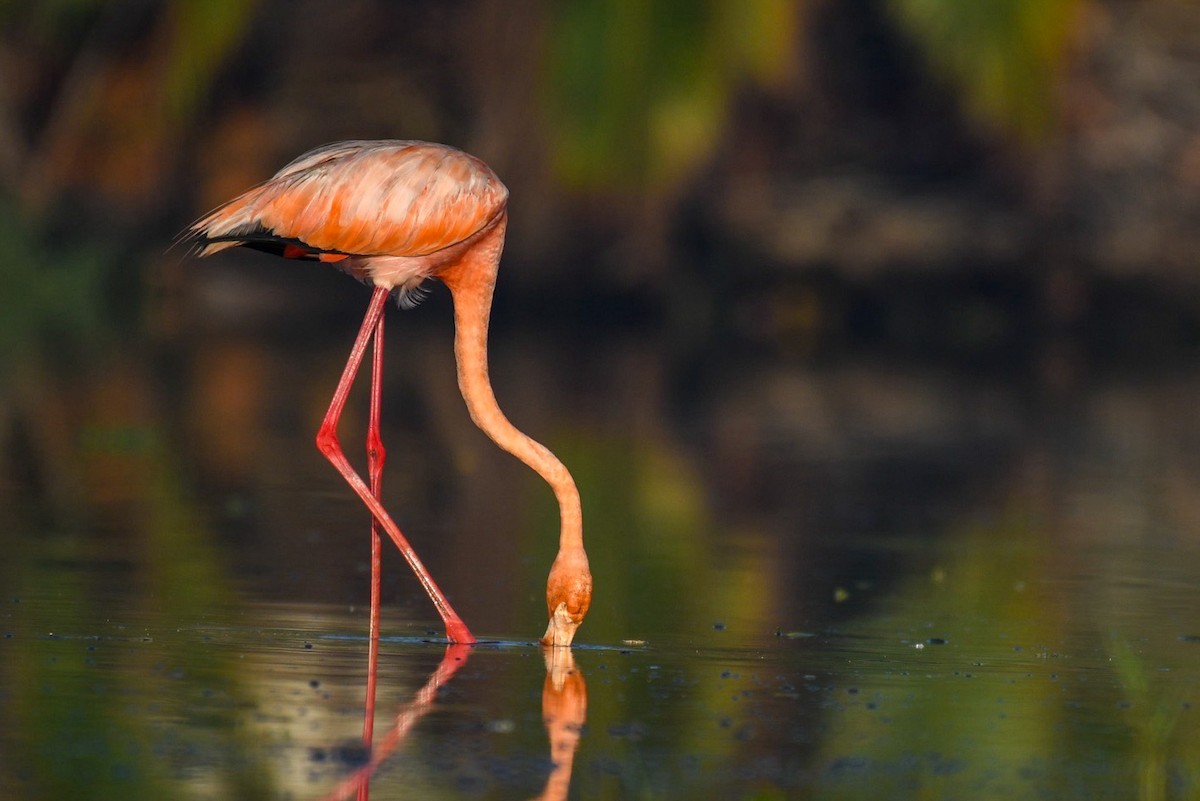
367;313;385;642
367;309;386;643
358;312;386;801
316;285;474;644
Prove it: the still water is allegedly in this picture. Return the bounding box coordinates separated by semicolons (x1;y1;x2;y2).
3;266;1200;799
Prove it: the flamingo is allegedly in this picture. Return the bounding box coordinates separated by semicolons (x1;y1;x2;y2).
185;140;592;647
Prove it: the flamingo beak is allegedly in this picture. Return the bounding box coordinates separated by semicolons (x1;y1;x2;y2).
540;602;582;647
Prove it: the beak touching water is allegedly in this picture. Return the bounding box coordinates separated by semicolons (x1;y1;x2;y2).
541;602;583;647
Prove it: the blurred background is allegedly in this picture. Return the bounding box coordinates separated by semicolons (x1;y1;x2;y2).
5;0;1200;369
4;1;1200;798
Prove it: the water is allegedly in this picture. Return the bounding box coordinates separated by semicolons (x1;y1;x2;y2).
3;269;1200;799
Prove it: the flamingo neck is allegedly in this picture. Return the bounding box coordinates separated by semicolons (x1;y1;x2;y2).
442;245;584;557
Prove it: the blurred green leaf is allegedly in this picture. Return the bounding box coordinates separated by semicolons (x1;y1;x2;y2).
545;0;797;190
162;0;259;122
887;0;1083;140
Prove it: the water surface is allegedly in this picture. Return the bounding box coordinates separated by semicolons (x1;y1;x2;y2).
3;273;1200;799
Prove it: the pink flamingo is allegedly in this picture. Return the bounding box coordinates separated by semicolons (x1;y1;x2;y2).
187;140;592;647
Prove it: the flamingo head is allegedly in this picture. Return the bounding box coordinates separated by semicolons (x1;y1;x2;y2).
540;547;592;647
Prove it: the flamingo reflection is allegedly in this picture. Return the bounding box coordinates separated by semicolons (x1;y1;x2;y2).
317;644;588;801
531;647;588;801
318;644;471;801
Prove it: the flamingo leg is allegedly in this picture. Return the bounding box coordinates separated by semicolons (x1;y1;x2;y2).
367;312;385;643
316;285;475;644
358;311;386;801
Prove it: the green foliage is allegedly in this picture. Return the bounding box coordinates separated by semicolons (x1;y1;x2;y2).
887;0;1083;140
162;0;259;122
545;0;797;191
0;204;112;377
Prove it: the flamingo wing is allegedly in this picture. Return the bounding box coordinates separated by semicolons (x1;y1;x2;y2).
189;141;508;259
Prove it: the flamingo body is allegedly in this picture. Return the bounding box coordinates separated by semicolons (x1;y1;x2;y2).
186;140;591;647
193;140;509;305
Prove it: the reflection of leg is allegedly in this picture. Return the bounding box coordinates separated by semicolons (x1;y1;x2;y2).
320;645;473;801
315;285;474;644
359;311;386;801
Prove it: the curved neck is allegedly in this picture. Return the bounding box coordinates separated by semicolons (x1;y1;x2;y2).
442;236;584;554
